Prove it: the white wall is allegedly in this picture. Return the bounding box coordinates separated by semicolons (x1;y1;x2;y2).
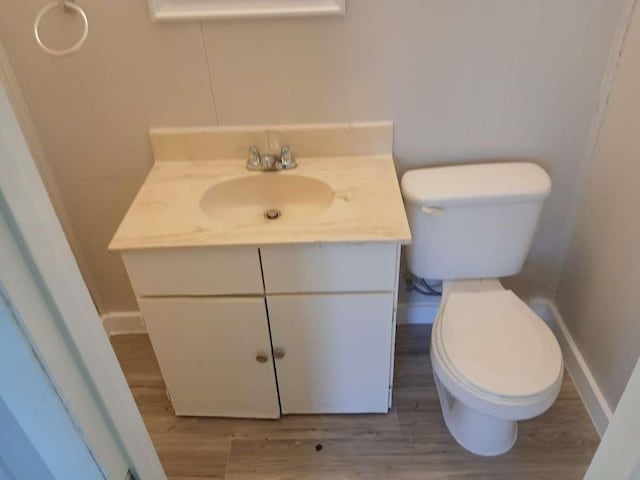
556;2;640;411
0;0;626;314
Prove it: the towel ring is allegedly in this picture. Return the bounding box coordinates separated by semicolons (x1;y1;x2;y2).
34;1;88;56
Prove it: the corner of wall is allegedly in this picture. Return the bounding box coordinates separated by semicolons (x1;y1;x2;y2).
546;0;640;300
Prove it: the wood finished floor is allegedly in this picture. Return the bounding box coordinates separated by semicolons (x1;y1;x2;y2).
111;325;599;480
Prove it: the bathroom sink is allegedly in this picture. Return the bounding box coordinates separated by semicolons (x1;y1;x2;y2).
200;174;335;223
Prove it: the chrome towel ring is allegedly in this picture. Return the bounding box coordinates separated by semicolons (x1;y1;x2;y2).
34;0;88;56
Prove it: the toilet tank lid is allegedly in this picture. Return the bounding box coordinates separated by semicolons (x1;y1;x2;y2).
401;163;551;206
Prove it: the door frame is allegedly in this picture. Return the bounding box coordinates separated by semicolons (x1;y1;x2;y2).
0;61;165;479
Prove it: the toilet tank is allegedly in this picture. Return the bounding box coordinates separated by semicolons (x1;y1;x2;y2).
401;163;551;280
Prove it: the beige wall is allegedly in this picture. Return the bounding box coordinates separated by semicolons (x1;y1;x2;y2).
0;0;625;314
556;4;640;410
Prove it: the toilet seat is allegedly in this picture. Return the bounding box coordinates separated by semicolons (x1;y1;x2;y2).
430;288;564;421
437;289;562;399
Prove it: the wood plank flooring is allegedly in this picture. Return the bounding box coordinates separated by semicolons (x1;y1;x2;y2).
111;325;599;479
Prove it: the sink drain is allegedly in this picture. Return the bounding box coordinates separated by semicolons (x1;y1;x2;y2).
264;209;281;220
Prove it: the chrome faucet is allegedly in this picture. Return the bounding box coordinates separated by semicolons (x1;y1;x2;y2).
246;145;297;171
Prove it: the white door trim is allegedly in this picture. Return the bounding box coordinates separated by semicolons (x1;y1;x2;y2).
0;41;103;312
0;70;165;479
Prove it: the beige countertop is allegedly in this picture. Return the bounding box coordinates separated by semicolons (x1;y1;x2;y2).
109;155;411;251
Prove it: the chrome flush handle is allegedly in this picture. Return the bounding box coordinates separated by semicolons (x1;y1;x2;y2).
421;206;446;216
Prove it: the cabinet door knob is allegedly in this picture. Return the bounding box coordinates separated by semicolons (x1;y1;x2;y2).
273;347;286;360
256;352;269;364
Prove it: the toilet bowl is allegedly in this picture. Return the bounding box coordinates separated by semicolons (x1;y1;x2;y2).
400;162;562;455
429;280;563;456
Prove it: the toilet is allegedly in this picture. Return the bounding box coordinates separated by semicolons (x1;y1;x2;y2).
401;162;563;456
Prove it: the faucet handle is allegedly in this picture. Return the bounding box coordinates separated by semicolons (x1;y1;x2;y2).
280;145;297;169
247;146;261;170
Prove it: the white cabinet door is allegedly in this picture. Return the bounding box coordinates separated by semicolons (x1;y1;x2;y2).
138;297;280;418
267;293;394;414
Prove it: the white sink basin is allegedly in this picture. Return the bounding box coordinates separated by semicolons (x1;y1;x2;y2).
200;174;335;223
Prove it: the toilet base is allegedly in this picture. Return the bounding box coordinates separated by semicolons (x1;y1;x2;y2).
434;373;518;456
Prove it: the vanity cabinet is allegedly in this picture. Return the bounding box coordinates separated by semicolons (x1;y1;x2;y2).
109;123;412;419
123;243;400;418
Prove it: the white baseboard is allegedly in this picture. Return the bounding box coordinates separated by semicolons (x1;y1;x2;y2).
529;298;612;437
101;311;146;337
396;301;440;325
396;285;442;325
